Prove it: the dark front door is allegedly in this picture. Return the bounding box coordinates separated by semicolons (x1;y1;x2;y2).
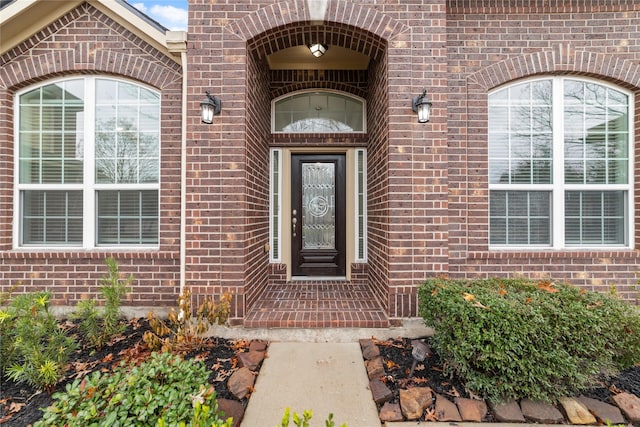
291;154;346;276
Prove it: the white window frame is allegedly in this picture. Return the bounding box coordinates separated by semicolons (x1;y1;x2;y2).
354;148;367;262
488;76;634;250
269;148;282;262
13;76;161;250
271;89;367;134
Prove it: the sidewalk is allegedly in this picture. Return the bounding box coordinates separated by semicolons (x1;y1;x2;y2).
242;342;380;426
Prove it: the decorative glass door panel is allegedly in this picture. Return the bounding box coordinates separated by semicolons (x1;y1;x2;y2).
292;154;345;276
302;163;336;250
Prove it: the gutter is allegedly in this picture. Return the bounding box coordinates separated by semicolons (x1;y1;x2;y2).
166;31;188;294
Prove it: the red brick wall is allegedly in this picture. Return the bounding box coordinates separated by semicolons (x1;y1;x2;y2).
0;4;183;307
446;2;640;302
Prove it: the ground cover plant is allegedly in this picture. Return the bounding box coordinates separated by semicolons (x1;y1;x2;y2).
0;260;249;426
36;352;232;426
418;277;640;402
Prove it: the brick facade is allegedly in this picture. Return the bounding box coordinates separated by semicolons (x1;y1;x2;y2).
1;0;640;326
0;3;183;307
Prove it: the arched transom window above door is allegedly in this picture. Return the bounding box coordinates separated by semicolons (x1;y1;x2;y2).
272;90;366;133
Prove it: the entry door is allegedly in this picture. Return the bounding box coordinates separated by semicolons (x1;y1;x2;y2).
291;154;346;276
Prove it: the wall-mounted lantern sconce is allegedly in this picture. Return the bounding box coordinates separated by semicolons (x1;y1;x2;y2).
309;43;328;58
412;89;432;123
200;91;221;124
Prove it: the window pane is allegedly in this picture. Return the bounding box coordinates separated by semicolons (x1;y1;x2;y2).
490;191;551;245
563;80;629;185
96;190;158;245
274;92;365;132
488;80;552;184
95;79;159;184
22;190;83;245
19;80;84;184
565;191;625;245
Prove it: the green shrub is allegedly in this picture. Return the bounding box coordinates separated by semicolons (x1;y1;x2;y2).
4;291;78;392
418;277;640;402
37;352;232;427
72;257;131;349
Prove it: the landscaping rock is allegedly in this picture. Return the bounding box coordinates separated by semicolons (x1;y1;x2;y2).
612;392;640;422
379;402;403;422
520;399;564;424
558;397;596;425
366;356;385;380
237;351;265;371
227;367;255;399
490;400;526;423
577;396;626;425
455;397;487;422
400;388;432;420
248;339;268;353
369;378;393;404
217;398;244;427
435;393;462;422
362;342;380;360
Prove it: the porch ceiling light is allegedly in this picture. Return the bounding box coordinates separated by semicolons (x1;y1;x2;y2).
309;43;328;58
412;89;432;123
200;91;221;124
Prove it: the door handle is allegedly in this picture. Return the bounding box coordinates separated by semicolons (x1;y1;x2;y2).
292;209;297;237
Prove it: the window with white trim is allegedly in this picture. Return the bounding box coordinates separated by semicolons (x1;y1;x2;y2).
269;149;282;262
488;77;632;248
16;77;160;248
272;90;365;133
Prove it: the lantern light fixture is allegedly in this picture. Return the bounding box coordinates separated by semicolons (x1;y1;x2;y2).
412;89;432;123
309;43;328;58
200;91;221;124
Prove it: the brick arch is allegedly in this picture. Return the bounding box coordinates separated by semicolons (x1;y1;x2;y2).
227;0;409;60
271;81;367;99
2;50;181;91
469;46;640;90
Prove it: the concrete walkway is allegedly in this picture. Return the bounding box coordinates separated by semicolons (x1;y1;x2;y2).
242;342;380;426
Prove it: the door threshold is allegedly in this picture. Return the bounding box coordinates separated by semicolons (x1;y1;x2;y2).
291;276;347;281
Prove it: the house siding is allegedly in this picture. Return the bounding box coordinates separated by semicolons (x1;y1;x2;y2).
446;1;640;302
0;3;183;307
1;0;639;324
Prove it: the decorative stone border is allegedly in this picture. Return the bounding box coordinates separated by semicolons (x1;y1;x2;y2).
360;339;640;425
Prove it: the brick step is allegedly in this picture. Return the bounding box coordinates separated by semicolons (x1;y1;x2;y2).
244;281;389;328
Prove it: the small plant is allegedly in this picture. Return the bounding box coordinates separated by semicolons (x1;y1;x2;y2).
144;288;231;352
0;284;18;373
156;386;233;427
37;352;232;427
71;257;131;349
278;408;346;427
4;291;78;392
419;277;640;402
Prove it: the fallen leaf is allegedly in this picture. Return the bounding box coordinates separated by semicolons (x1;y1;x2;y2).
537;280;559;293
8;402;25;413
424;407;439;421
463;292;475;301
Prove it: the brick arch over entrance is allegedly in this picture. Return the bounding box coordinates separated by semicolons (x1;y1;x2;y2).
226;0;409;58
469;45;640;90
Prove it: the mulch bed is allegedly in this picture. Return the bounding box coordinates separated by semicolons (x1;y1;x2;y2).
371;337;640;423
0;318;251;426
